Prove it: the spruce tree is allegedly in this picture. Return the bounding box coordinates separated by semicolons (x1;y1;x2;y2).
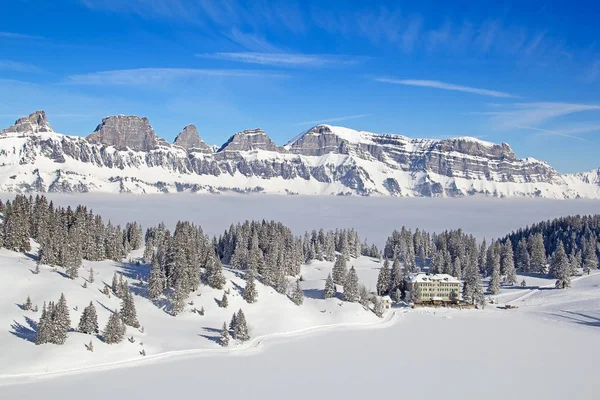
359;284;370;307
171;280;187;316
148;253;166;299
332;254;348;284
88;267;95;283
78;301;99;334
24;295;32;311
206;249;226;289
53;293;71;344
376;259;391;295
373;296;385;318
487;263;501;295
103;311;126;344
234;309;250;342
389;256;403;295
516;238;531;272
120;286;140;328
229;312;238;339
529;233;547;274
242;272;258;304
112;272;121;297
551;242;571;289
343;266;360;302
290;279;304;306
221;292;229;308
219;322;229;347
583;245;598;275
502;241;517;285
324;273;336;299
35;302;50;345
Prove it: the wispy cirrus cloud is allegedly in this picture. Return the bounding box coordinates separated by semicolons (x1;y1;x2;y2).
66;68;285;85
376;78;515;98
198;52;360;67
482;102;600;127
0;31;44;40
0;59;41;73
511;125;593;142
294;114;372;126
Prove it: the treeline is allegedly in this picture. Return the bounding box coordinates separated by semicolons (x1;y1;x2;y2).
0;195;143;277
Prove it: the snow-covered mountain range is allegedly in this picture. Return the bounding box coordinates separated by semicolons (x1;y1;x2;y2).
0;110;598;198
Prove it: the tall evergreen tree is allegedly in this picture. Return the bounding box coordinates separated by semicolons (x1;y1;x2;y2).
171;280;187;316
234;309;250;342
389;257;403;295
35;302;50;345
88;267;95;283
103;311;126;344
343;266;360;302
551;242;571;289
501;241;517;285
583;245;598;275
373;296;385;318
515;238;531;272
229;312;238;339
221;292;229;308
487;262;501;295
120;285;140;328
219;321;229;347
324;273;336;299
53;293;71;344
332;254;348;284
290;279;304;305
242;272;258;304
78;301;99;334
529;233;547;273
376;259;391;295
148;253;166;299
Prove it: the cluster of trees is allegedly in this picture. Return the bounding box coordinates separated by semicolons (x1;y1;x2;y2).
0;195;142;278
503;215;600;279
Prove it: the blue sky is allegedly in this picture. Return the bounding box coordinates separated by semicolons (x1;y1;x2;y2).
1;0;600;173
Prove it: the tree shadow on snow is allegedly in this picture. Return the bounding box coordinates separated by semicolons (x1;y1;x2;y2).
230;280;244;295
198;334;220;344
24;252;39;263
10;316;38;343
120;261;151;282
302;288;324;300
95;300;116;315
202;326;222;334
548;310;600;328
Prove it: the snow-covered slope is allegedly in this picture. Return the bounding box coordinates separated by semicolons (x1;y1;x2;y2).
1;111;598;198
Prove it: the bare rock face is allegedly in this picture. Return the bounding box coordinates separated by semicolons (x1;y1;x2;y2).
173;124;212;152
286;125;348;156
218;128;286;153
1;110;53;134
87;115;158;152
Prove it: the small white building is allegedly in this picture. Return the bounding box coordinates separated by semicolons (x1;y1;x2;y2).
405;273;462;303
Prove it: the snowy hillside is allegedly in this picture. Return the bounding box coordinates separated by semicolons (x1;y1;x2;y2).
1;111;599;198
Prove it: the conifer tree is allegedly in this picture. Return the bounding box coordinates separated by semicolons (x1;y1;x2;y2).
376;259;391;295
34;262;40;275
229;313;238;339
487;263;501;295
112;272;121;297
171;280;187;316
221;292;229;308
516;238;531;272
373;297;385;318
35;302;50;345
332;254;348;284
583;245;598;275
502;241;517;285
529;233;547;273
551;242;571;289
242;272;258;304
88;267;95;283
88;340;94;352
148;253;166;299
290;279;304;305
324;273;336;299
205;249;226;289
359;284;370;307
24;295;32;311
219;321;229;347
120;286;140;328
234;309;250;342
53;293;71;344
463;259;485;307
103;311;126;344
78;301;99;334
343;266;360;302
389;256;403;295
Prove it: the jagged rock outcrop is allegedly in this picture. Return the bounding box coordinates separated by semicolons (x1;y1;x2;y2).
0;112;598;198
173;124;212;152
218;128;286;153
87;115;158;152
1;111;53;134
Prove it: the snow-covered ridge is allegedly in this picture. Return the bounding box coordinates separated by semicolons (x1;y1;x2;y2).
0;111;599;198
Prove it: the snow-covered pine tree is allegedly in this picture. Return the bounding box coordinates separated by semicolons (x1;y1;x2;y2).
88;340;94;352
359;284;370;307
221;292;229;308
53;293;71;345
501;241;517;285
487;261;501;295
205;248;226;289
376;259;391;295
324;273;336;298
389;256;403;295
332;254;348;284
148;252;166;299
242;272;258;304
521;279;527;287
219;321;229;347
551;242;571;289
229;313;238;339
171;280;187;316
120;285;140;328
529;233;547;274
111;272;121;297
88;267;95;283
24;295;32;311
103;311;126;344
35;302;50;345
78;301;99;334
583;245;598;275
343;266;360;302
568;250;581;276
234;309;250;342
452;256;462;279
373;296;385;318
516;238;530;272
463;259;485;307
290;279;304;306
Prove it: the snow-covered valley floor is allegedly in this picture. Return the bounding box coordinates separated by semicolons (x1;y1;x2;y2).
1;194;599;399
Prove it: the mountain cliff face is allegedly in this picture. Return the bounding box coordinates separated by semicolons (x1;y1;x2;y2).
0;111;598;198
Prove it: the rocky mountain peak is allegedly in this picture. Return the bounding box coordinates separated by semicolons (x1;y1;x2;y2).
173;124;212;152
1;110;53;134
435;137;516;161
218;128;285;153
86;115;158;152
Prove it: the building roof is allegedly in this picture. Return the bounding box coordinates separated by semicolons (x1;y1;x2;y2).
406;273;462;284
